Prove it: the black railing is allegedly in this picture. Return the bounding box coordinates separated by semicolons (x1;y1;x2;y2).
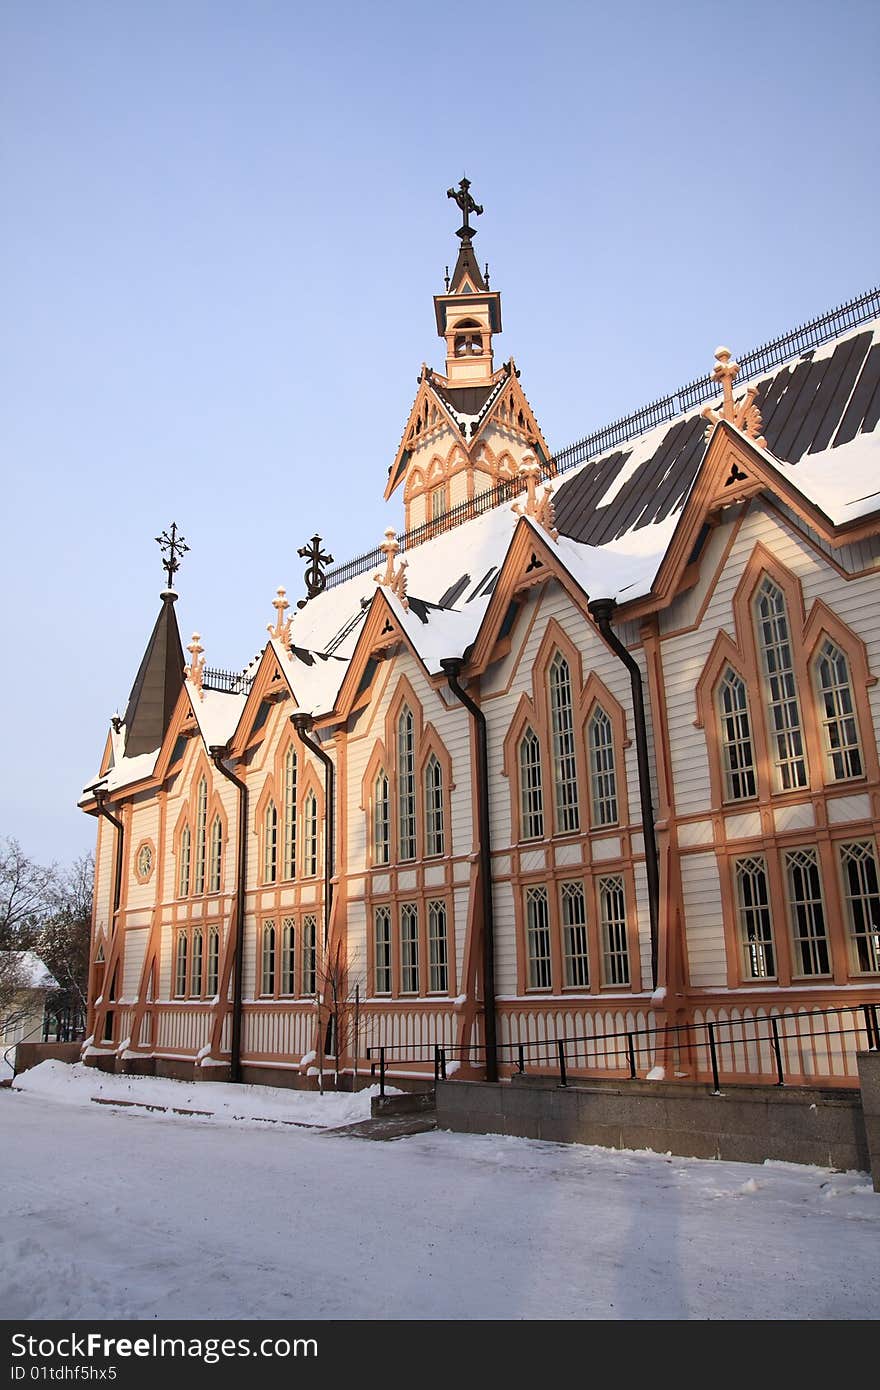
366;1002;880;1096
324;286;880;592
201;667;254;695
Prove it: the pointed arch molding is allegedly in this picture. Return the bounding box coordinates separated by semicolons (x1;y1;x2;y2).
695;541;880;806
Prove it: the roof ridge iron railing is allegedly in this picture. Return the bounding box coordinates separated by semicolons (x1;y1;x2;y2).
201;666;254;695
324;286;880;591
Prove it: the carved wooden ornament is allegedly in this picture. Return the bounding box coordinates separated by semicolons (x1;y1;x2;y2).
701;347;767;449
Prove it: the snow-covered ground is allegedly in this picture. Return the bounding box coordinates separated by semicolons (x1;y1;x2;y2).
1;1064;878;1320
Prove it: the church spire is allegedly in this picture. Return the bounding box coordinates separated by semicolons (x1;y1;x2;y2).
120;529;187;758
434;177;502;385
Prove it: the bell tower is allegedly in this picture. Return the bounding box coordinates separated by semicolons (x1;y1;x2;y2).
433;178;502;386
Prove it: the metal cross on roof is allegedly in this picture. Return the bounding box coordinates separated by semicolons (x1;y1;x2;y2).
155;522;189;591
297;534;334;608
447;176;483;243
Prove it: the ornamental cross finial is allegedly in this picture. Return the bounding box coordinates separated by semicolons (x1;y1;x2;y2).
512;456;558;539
267;587;293;646
374;528;409;610
155;522;189;591
296;534;334;610
447;176;483;243
701;347;767;449
185;632;205;699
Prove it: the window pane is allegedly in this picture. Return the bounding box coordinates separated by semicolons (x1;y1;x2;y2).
428;901;448;993
373;771;390;866
174;932;187;997
549;654;580;832
817;640;862;780
374;907;392;994
424;755;445;856
261;921;276;995
718;669;757;801
302;916;317;995
283;746;297;878
519;728;544;840
398;707;416;860
785;848;830;976
195;777;208;894
179;826;191;898
206;928;219;996
588;706;618;826
561;881;589;987
755;579;807;790
734;856;775;978
209;816;223;894
264;801;278;883
304;793;318;877
191;929;203;997
600;876;630;986
526;886;551;988
400;903;419;992
840;842;880;974
281;917;296;995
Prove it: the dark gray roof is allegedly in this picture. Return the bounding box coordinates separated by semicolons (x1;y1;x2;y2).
122;595;185;758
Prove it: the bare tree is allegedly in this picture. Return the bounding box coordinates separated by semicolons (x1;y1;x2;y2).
40;853;93;1019
0;838;58;950
0;951;31;1033
317;941;362;1089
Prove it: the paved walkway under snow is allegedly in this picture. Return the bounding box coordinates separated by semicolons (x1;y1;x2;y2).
1;1073;878;1320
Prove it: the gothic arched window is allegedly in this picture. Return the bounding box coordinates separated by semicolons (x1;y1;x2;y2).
548;653;580;833
283;745;298;879
587;705;618;826
518;727;544;840
424;753;444;857
717;668;757;801
755;577;807;791
397;705;416;861
815;639;863;780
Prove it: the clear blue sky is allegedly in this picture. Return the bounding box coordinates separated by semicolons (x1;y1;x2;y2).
2;0;878;866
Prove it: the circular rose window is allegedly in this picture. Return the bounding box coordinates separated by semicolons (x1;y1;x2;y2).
135;841;154;883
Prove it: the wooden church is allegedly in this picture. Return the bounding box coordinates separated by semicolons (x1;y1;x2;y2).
81;182;880;1089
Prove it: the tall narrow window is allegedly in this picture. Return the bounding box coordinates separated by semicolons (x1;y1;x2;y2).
178;825;191;898
424;754;445;856
599;875;630;986
839;842;880;974
374;906;392;995
397;706;416;860
206;928;219;997
174;931;188;998
281;917;295;995
717;669;757;801
283;745;298;878
373;771;390;866
428;901;449;993
194;776;208;894
431;485;446;523
261;920;276;995
302;915;317;995
561;881;589;987
734;856;775;978
548;653;580;832
264;800;278;884
525;886;551;989
303;792;318;877
191;928;204;997
209;815;222;894
400;903;419;992
816;640;862;780
755;578;807;790
518;728;544;840
785;848;830;976
588;706;618;826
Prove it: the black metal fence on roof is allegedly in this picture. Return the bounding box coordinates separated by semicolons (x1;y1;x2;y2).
324;286;880;592
201;666;254;695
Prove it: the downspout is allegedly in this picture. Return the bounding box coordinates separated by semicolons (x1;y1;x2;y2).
291;714;334;948
210;746;247;1085
587;598;660;989
92;787;124;919
440;659;498;1084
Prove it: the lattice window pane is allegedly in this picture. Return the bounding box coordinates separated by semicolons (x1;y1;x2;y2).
817;640;862;780
734;856;776;978
785;848;830;976
174;932;187;998
424;754;445;857
840;841;880;974
518;728;544;840
373;771;390;866
194;777;208;894
400;903;420;993
264;801;278;884
301;916;317;995
526;886;551;989
281;917;296;995
178;825;191;898
374;907;392;995
191;929;203;997
755;578;807;790
588;706;618;826
561;881;589;987
549;653;580;832
397;707;416;861
428;900;449;993
283;745;298;879
600;875;629;986
206;928;219;997
718;669;757;801
303;793;318;878
261;920;276;995
209;815;223;894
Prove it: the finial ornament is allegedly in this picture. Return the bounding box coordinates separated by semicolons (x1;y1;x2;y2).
155;522;189;591
447;176;483;244
268;587;293;646
296;534;334;609
512;456;558;539
701;347;767;449
374;528;409;610
185;633;205;699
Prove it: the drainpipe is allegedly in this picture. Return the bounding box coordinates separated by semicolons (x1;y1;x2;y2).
291;715;335;948
92;787;124;919
210;746;247;1084
440;658;498;1084
587;598;660;988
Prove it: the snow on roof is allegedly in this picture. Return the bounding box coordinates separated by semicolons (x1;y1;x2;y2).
777;428;880;526
187;685;249;752
2;951;57;991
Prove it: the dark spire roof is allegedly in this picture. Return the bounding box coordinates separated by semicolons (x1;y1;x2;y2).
122;592;185;758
